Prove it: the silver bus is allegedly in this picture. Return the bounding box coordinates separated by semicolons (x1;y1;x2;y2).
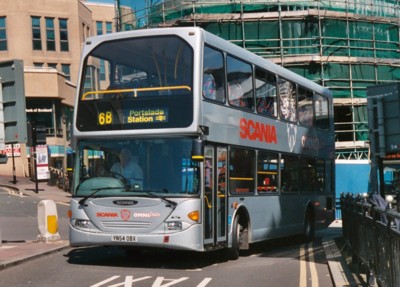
69;27;335;259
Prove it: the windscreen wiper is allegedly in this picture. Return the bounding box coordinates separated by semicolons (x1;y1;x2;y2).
78;186;125;205
141;190;177;208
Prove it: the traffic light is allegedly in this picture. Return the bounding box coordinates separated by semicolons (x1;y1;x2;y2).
27;122;35;147
27;122;47;146
35;125;47;145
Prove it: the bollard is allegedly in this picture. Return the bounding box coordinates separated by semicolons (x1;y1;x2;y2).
37;200;61;242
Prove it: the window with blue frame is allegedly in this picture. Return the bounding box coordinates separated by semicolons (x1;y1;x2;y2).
32;16;42;50
106;22;112;34
46;17;55;51
59;19;69;52
61;64;70;81
96;21;103;35
0;17;7;51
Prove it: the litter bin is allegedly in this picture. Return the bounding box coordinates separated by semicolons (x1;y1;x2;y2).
48;169;57;186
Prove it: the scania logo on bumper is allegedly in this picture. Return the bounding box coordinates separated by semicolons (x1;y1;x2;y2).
113;200;138;206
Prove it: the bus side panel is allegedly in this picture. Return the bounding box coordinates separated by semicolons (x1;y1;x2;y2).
227;195;306;243
227;194;333;244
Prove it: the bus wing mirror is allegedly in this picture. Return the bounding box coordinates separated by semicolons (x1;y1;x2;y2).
192;139;204;162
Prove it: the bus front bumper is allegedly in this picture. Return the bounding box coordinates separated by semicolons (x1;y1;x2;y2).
69;223;204;252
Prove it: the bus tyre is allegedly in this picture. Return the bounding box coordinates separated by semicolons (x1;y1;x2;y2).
303;210;315;242
227;215;242;260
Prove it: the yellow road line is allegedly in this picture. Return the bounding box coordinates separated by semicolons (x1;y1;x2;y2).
299;243;319;287
300;244;307;287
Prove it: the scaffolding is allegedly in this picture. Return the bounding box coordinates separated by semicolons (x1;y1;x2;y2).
117;0;400;158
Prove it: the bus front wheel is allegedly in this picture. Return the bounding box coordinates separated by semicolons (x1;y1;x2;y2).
227;215;242;260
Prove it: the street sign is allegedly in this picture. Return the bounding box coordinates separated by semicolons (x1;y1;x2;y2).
0;60;27;146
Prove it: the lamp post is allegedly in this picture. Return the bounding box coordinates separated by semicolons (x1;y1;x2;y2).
62;114;67;172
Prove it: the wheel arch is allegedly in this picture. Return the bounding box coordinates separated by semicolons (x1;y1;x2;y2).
231;204;251;248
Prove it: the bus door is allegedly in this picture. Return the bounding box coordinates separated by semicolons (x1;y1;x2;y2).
204;146;227;247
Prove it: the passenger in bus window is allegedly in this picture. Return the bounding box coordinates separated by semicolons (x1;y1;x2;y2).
203;72;216;100
228;80;244;107
257;97;275;116
111;148;143;187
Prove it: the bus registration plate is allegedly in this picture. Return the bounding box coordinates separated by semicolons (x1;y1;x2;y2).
111;235;137;242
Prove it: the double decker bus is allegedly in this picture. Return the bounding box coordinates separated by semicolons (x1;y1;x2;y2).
69;27;335;259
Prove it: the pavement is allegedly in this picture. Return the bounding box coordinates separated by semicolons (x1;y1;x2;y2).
0;175;70;270
0;175;364;286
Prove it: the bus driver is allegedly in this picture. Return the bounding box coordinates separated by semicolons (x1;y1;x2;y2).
111;148;143;188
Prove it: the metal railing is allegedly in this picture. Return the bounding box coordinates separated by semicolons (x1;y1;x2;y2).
341;193;400;287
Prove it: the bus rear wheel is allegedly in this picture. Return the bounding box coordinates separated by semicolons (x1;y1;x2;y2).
227;215;242;260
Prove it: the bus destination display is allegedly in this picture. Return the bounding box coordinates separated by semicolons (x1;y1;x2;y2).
98;107;169;126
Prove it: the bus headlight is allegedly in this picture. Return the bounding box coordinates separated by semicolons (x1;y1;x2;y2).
166;221;182;231
74;219;90;229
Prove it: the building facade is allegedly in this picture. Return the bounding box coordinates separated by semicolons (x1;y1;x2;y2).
0;0;115;177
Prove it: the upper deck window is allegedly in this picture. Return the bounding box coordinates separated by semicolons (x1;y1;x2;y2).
315;94;330;130
77;35;194;131
298;87;314;126
255;68;277;117
227;56;254;110
278;78;297;123
203;45;225;102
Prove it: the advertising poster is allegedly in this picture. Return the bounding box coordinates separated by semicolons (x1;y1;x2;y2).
36;145;49;180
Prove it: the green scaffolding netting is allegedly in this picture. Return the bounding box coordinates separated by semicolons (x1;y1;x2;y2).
140;0;400;21
119;0;400;100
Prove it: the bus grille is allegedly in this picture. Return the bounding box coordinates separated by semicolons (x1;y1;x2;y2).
101;221;151;229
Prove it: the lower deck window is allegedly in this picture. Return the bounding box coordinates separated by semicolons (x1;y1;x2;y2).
229;147;255;194
280;154;299;192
